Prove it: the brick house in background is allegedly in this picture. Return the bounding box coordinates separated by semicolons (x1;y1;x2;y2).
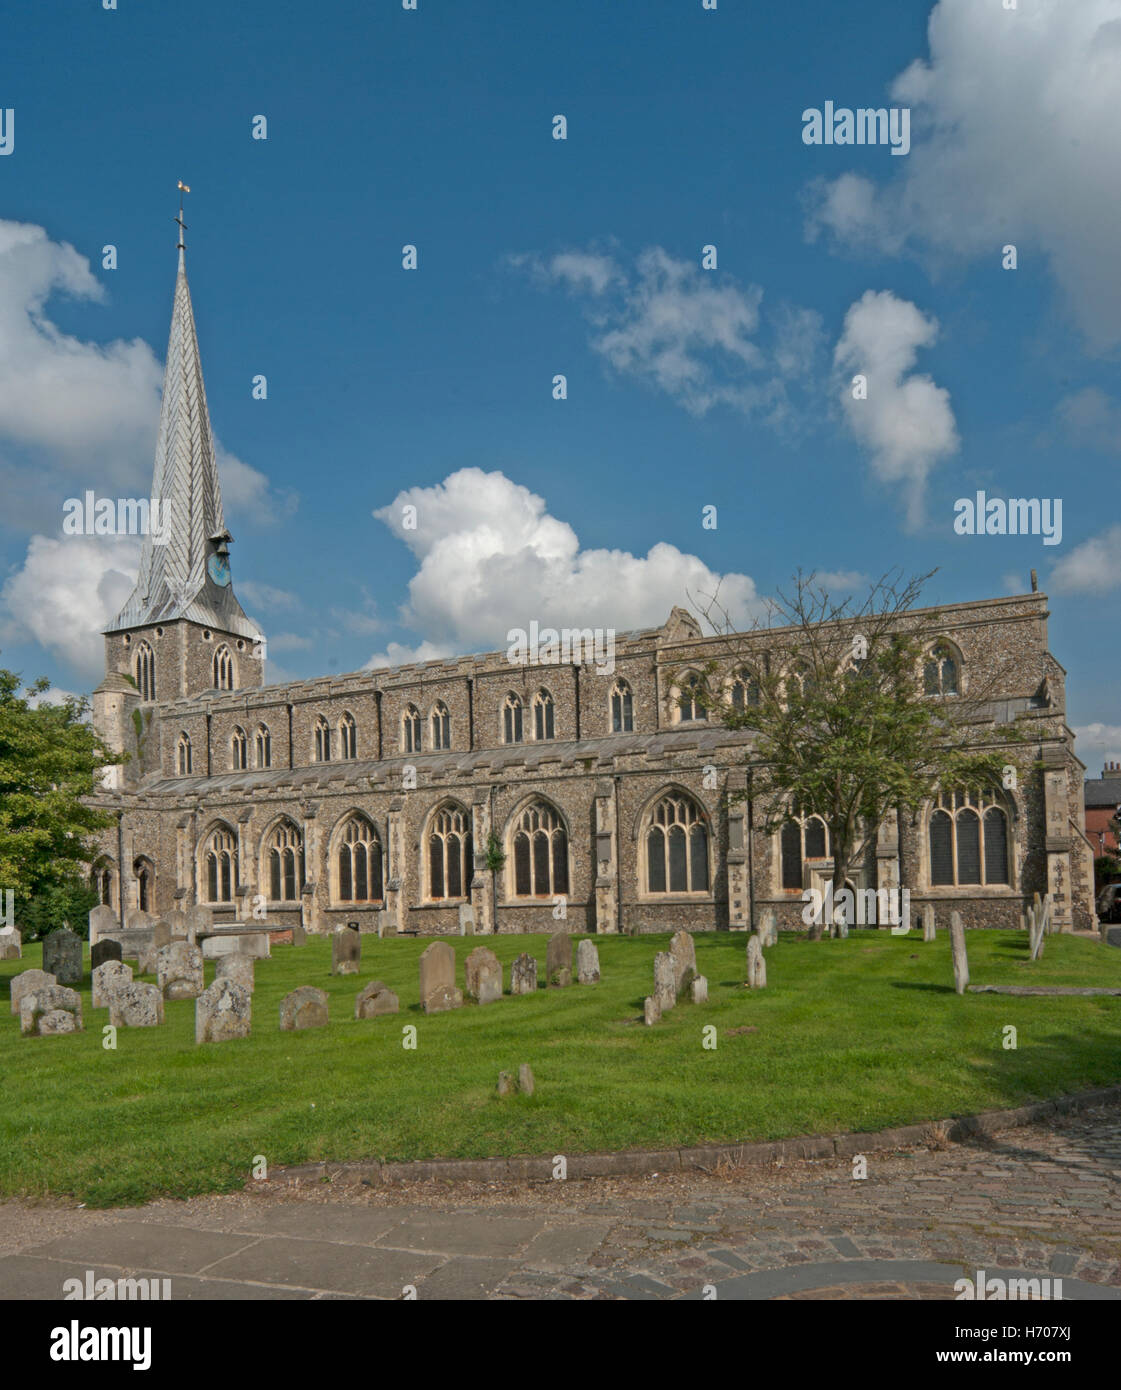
1085;762;1121;859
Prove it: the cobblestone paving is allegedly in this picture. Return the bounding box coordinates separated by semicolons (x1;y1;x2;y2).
2;1106;1119;1299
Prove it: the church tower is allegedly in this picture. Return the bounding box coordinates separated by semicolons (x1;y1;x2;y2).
94;198;265;787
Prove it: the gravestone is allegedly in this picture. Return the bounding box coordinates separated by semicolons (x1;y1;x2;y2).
668;930;696;996
419;940;462;1013
746;935;767;989
291;924;307;947
125;909;155;933
546;932;572;988
510;953;537;995
201;930;270;960
195;978;252;1043
10;969;56;1016
691;975;708;1004
355;981;400;1019
922;904;936;943
950;911;969;994
497;1071;516;1097
156;941;204;1000
644;996;661;1026
109;982;164;1028
465;946;502;1004
91;939;122;971
0;928;20;961
331;926;361;976
576;939;600;985
88;904;117;945
20;983;82;1036
216;954;255;994
653;951;677;1011
279;986;329;1030
42;927;82;985
518;1063;535;1096
458;903;476;937
92;959;132;1009
138;919;172;975
176;905;214;944
759;908;778;948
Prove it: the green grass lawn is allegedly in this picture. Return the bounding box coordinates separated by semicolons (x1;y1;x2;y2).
2;928;1120;1207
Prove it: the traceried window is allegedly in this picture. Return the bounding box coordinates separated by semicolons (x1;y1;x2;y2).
255;723;272;768
133;858;153;913
177;732;192;775
731;670;761;712
336;814;383;903
431;702;451;751
503;693;524;745
611;679;634;733
203;826;239;904
231;726;248;771
136;640;155;702
339;712;357;760
427;803;473;901
511;801;568;898
646;793;710;894
266;820;304;902
403;704;422;754
213;644;234;691
929;789;1009;886
533;689;555;740
89;857;115;908
780;811;830;890
924;643;960;697
315;715;331;762
677;674;706;722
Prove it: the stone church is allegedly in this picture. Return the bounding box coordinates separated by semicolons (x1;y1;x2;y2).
87;242;1099;938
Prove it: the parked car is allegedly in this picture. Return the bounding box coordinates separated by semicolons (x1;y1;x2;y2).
1096;883;1121;924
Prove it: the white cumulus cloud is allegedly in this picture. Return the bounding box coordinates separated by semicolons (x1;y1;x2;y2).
1049;525;1121;594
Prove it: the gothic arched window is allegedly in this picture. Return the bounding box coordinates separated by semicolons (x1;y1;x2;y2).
427;803;473;901
611;679;633;733
646;793;710;894
203;825;239;904
231;726;247;771
339;712;357;760
403;705;422;754
133;857;153;913
136;640;155;702
677;674;706;722
89;857;115;908
929;789;1009;886
510;801;568;898
924;642;960;697
533;689;555;740
731;669;761;712
255;723;271;769
315;715;331;763
503;693;524;745
266;820;304;902
177;732;192;775
780;810;831;890
431;702;451;751
213;644;234;691
336;815;383;904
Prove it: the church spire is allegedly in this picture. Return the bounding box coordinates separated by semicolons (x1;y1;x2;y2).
106;188;258;641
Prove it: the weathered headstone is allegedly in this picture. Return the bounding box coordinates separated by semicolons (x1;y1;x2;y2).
1028;903;1045;961
138;919;172;975
20;983;82;1036
109;981;164;1028
746;935;767;989
0;928;21;961
576;939;600;985
176;904;214;944
92;959;133;1009
510;952;537;995
759;908;778;948
42;927;82;985
668;930;696;995
125;909;155;933
465;946;502;1004
419;940;462;1013
88;904;117;945
91;939;122;971
497;1071;516;1097
653;951;677;1011
950;910;970;994
354;980;400;1019
458;903;476;937
644;995;661;1026
156;941;204;1000
331;926;361;976
922;904;936;942
216;954;255;994
201;930;270;960
10;969;56;1016
195;978;252;1043
691;975;708;1004
279;986;329;1030
291;923;307;947
547;932;572;988
518;1063;535;1096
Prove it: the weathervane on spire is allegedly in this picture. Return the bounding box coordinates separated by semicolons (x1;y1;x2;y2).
175;180;190;252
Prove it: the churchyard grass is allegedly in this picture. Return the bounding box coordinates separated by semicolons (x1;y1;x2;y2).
2;930;1120;1207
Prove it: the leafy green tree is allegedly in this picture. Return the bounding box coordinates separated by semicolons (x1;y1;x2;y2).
681;571;1027;940
0;666;119;938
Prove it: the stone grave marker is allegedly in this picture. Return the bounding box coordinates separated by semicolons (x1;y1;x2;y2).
138;919;172;976
419;940;462;1013
91;939;123;971
950;911;970;993
88;904;117;946
157;941;204;1000
518;1063;535;1096
458;903;476;937
355;981;400;1019
0;928;21;961
922;904;936;942
465;946;502;1004
10;968;56;1016
109;982;164;1028
291;923;308;947
42;927;82;985
497;1071;516;1097
546;932;572;988
746;935;767;989
279;986;329;1030
125;909;155;932
653;951;677;1011
759;909;778;948
216;954;254;994
331;926;361;976
510;953;537;995
20;983;82;1036
691;975;708;1004
92;959;132;1009
644;996;661;1026
576;939;600;984
668;930;696;996
195;978;252;1043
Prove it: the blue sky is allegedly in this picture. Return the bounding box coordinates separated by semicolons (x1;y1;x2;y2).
0;0;1118;767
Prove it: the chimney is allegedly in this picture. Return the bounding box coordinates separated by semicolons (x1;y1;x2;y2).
1106;761;1121;775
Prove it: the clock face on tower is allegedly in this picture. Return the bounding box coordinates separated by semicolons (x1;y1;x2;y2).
207;553;231;588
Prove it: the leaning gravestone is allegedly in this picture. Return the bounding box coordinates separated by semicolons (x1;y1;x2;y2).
922;904;936;943
746;935;767;989
458;903;476;937
354;980;400;1019
419;940;462;1013
42;927;82;985
546;932;572;988
156;941;204;1000
331;926;361;976
653;951;677;1011
510;952;537;995
279;986;329;1030
195;978;252;1043
668;930;696;996
576;939;600;984
88;904;117;946
950;910;970;994
10;969;56;1016
464;946;502;1004
91;938;123;971
0;928;21;961
216;954;254;994
92;959;132;1009
109;982;164;1028
20;983;82;1036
